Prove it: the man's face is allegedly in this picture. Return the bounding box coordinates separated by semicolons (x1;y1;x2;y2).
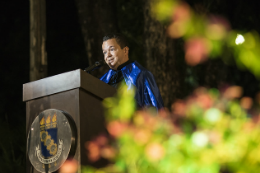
102;38;128;70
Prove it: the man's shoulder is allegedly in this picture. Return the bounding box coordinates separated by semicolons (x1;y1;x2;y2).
100;69;113;83
125;61;155;82
128;61;150;73
133;61;153;75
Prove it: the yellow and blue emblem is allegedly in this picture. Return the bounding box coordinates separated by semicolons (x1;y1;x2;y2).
28;109;77;173
40;114;58;157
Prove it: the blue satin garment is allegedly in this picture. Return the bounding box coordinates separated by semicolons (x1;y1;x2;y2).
100;61;164;110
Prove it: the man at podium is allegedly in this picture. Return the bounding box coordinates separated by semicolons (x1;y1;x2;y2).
100;33;164;110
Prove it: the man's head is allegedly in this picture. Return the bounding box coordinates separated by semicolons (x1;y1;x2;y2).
102;34;129;70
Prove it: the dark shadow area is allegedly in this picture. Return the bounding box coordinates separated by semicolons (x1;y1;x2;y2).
46;0;87;76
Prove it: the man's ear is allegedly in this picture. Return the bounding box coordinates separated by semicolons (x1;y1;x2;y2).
125;46;129;53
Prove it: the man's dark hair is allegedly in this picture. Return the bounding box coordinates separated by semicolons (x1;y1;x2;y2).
103;33;129;49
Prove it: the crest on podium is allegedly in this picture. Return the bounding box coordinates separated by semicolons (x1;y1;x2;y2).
27;109;77;173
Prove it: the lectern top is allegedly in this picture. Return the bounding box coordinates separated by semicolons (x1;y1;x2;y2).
23;69;116;101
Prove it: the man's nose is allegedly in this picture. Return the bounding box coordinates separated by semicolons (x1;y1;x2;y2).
107;50;112;57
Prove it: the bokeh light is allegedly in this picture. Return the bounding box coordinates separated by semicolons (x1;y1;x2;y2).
235;34;245;45
59;159;78;173
85;141;100;162
185;37;211;66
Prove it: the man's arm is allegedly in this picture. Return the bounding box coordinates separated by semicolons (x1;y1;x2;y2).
142;71;164;109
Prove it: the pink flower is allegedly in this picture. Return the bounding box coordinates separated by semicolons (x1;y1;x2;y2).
185;37;211;66
59;159;78;173
94;134;108;147
223;86;243;99
168;2;191;38
171;100;186;116
134;129;151;145
141;111;157;128
107;121;127;137
196;94;213;109
172;2;191;23
85;141;100;162
240;97;253;109
100;146;116;159
158;108;171;119
208;131;221;144
243;122;255;132
145;143;165;161
206;15;230;40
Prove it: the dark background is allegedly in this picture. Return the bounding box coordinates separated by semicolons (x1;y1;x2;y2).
1;0;260;172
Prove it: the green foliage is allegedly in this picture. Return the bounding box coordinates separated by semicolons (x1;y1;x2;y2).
83;84;260;173
103;85;136;122
152;0;260;78
151;0;177;23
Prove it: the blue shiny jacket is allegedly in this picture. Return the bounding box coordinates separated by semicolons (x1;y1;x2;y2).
100;61;164;110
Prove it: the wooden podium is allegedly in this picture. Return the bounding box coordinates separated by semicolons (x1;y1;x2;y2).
23;69;116;173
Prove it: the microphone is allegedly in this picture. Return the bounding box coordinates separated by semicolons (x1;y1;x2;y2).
84;60;106;73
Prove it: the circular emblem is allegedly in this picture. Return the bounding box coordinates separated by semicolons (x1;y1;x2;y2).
27;109;77;173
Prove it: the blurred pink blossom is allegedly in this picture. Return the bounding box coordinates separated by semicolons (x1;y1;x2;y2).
59;159;78;173
85;141;100;162
243;122;255;132
142;111;157;127
208;131;221;144
185;37;211;66
172;2;191;22
158;108;170;118
252;115;260;125
100;146;116;159
171;100;186;116
94;134;108;147
206;15;230;40
168;2;191;38
240;97;253;109
223;86;243;99
208;15;230;30
196;93;213;109
134;129;151;145
145;143;165;161
107;121;127;138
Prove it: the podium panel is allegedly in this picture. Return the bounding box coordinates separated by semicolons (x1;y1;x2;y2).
24;69;116;173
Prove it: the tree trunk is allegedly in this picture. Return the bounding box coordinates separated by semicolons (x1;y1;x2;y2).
143;0;185;108
30;0;47;81
75;0;119;77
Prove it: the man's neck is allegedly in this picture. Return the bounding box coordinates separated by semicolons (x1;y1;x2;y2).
116;59;132;71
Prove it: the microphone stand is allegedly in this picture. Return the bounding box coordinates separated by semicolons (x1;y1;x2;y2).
84;60;105;74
